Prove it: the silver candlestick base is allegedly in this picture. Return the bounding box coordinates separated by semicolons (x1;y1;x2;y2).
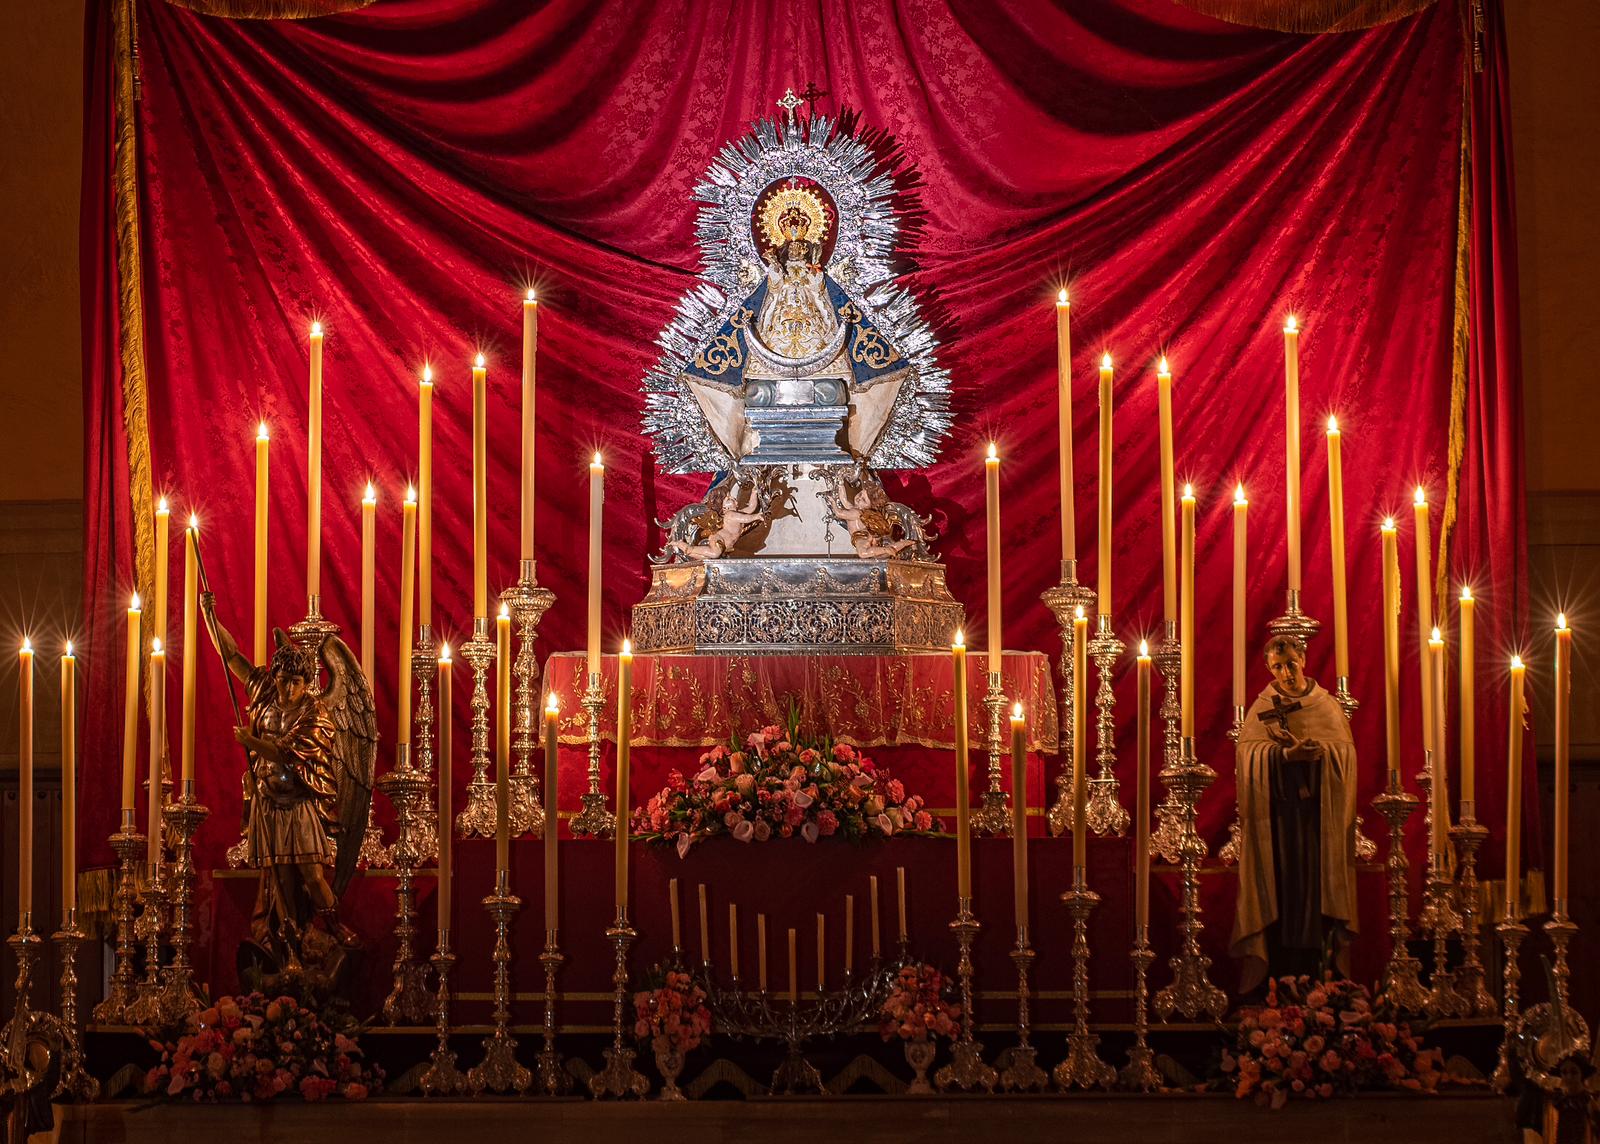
1517;910;1590;1086
125;869;169;1028
538;930;570;1095
1121;925;1160;1092
1448;816;1495;1015
402;625;441;867
935;898;995;1092
1421;859;1468;1020
973;673;1011;836
571;671;615;838
419;935;465;1097
378;744;432;1026
503;561;555;839
1085;616;1129;838
1372;789;1427;1013
0;922;54;1101
468;872;531;1094
1154;738;1226;1022
998;931;1047;1092
1054;870;1115;1089
1043;560;1096;837
93;824;145;1024
160;790;209;1020
51;910;98;1100
454;618;499;839
589;907;648;1098
1491;916;1528;1092
1148;623;1188;865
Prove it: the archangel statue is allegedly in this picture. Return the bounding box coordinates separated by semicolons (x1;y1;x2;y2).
202;593;376;990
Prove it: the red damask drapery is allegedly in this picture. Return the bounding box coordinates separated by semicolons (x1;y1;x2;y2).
79;0;1530;916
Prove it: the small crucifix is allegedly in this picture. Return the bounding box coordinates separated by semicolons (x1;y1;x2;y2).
798;81;827;118
777;88;803;124
1256;692;1304;732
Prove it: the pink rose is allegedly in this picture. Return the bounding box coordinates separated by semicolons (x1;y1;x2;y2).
695;766;718;783
732;819;755;843
793;790;814;809
729;752;747;774
753;819;772;842
735;774;756;797
1319;1050;1341;1072
817;810;839;836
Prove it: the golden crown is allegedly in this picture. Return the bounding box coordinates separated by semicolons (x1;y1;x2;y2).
758;182;832;248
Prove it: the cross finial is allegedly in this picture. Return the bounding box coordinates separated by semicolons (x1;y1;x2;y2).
777;88;802;124
798;81;826;117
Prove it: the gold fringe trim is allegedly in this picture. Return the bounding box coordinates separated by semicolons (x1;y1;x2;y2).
164;0;375;18
1170;0;1436;34
1437;49;1472;619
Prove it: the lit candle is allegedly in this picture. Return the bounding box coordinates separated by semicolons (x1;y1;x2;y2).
254;422;269;665
521;290;538;561
952;631;972;900
495;604;512;874
438;645;453;933
1010;703;1028;930
121;594;141;818
670;877;682;950
1326;417;1349;682
1429;628;1448;865
729;902;741;979
61;643;76;914
1504;655;1525;919
397;488;417;745
307;322;324;603
1459;587;1476;815
1157;357;1177;623
181;517;199;788
985;444;1002;671
153;496;170;654
870;875;881;957
587;455;604;678
1098;352;1114;612
1135;641;1152;930
360;484;376;681
1381;520;1402;789
1283;316;1302;593
17;639;33;924
472;354;488;619
1413;487;1435;767
615;638;633;908
1180;485;1197;739
1554;615;1572;909
896;865;907;942
1056;289;1076;564
698;883;710;965
419;366;434;628
844;894;854;975
1233;485;1248;711
758;913;768;991
147;637;166;870
543;694;559;933
816;913;826;990
788;927;799;1004
1072;606;1089;869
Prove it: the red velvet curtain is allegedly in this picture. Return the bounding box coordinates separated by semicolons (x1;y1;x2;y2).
81;0;1520;905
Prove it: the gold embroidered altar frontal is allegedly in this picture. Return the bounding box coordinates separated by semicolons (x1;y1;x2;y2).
544;651;1059;751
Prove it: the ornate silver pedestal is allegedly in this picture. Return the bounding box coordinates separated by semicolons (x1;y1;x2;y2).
93;825;145;1024
1042;561;1096;837
378;744;432;1026
1492;916;1528;1092
1086;615;1129;837
125;870;169;1027
1372;789;1427;1013
1153;738;1226;1022
419;935;465;1097
161;791;208;1019
537;930;570;1095
1147;624;1187;864
998;930;1047;1092
973;673;1011;837
52;910;98;1099
0;923;51;1099
503;561;555;838
454;619;498;839
1121;925;1160;1092
1054;871;1115;1089
1449;816;1495;1015
571;671;615;838
589;908;648;1099
467;872;531;1094
404;625;440;866
935;900;995;1092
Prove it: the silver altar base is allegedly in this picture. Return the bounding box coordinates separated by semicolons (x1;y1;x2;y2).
631;557;962;654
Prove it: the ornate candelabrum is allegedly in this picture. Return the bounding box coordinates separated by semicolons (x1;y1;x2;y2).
973;672;1011;836
468;869;531;1094
418;929;465;1096
1516;906;1591;1080
1085;616;1130;837
455;618;499;838
1492;912;1529;1092
405;625;440;866
1372;788;1427;1012
1121;922;1160;1092
571;671;615;838
1448;811;1495;1016
1419;808;1468;1019
503;562;555;838
998;927;1047;1091
1153;737;1226;1022
1042;561;1096;837
1;920;50;1098
92;821;146;1024
126;866;169;1027
537;929;569;1095
1053;869;1115;1089
51;906;97;1099
1148;622;1186;864
378;744;432;1025
589;906;648;1098
935;898;996;1092
160;786;209;1019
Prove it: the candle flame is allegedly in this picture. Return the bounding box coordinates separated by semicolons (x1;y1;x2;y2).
130;592;141;610
1327;414;1339;433
364;482;376;503
499;602;509;618
20;637;31;654
474;353;486;369
405;485;417;504
546;694;560;714
257;420;269;441
527;287;537;302
1461;584;1473;601
1057;287;1068;305
592;452;603;467
986;442;998;461
1557;612;1568;631
1182;482;1194;499
1158;355;1169;373
439;642;451;662
1139;639;1150;657
1073;605;1086;621
151;637;163;654
1431;626;1442;642
1414;485;1427;506
1511;654;1524;669
188;512;199;530
421;364;433;384
1234;483;1246;505
1012;701;1024;719
621;637;632;656
953;628;965;648
1284;314;1298;334
157;496;169;514
1382;517;1396;531
1100;352;1113;370
65;641;73;657
310;321;322;337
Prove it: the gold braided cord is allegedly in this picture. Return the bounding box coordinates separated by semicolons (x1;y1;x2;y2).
163;0;374;17
1437;49;1472;620
1170;0;1437;32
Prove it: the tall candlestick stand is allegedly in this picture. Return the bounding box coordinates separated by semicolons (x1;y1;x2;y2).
538;930;570;1095
1154;738;1227;1022
1517;910;1591;1084
1448;814;1495;1015
51;908;98;1099
1216;707;1247;867
160;788;209;1018
93;823;146;1023
288;594;341;686
126;870;169;1027
1372;789;1427;1012
0;922;50;1098
1333;674;1359;720
453;618;499;838
378;744;432;1025
935;898;995;1092
1419;829;1468;1019
405;624;440;866
418;932;465;1096
1043;560;1097;836
998;927;1047;1091
1266;588;1322;650
503;562;555;838
973;673;1011;836
571;671;615;838
1148;622;1186;864
468;870;531;1094
589;906;648;1098
1121;923;1159;1092
1491;916;1528;1092
1085;616;1130;837
1053;869;1115;1089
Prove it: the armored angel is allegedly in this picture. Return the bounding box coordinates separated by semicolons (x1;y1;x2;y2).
202;594;376;986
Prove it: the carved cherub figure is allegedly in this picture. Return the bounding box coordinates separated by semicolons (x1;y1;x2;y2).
825;468;914;559
659;472;774;561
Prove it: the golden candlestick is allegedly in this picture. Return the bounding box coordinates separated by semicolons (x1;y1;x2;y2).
418;931;465;1097
1054;868;1115;1089
1448;816;1495;1015
998;928;1047;1091
51;907;98;1099
1372;788;1427;1012
503;560;555;838
1042;560;1096;837
378;743;432;1025
453;618;500;839
589;906;648;1098
467;869;531;1094
160;788;208;1020
934;899;995;1092
537;929;570;1095
1121;923;1160;1092
1491;917;1529;1092
92;822;145;1024
1085;614;1129;837
571;670;615;838
972;673;1012;836
1153;737;1226;1022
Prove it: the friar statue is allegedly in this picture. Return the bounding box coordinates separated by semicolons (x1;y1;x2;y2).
1229;633;1358;994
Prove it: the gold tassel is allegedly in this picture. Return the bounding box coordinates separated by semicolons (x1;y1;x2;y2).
1436;56;1472;620
1169;0;1436;34
163;0;375;18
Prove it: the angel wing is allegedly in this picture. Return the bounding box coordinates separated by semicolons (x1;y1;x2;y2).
319;634;377;897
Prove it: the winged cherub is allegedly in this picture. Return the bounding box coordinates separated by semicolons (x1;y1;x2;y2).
202;594;376;978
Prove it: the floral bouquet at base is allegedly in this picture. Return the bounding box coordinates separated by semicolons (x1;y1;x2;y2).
633;722;941;855
879;962;961;1093
144;993;382;1102
1220;975;1444;1108
633;967;713;1058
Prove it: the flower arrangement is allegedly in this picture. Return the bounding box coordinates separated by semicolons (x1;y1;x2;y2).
879;963;962;1044
633;723;941;854
1220;976;1444;1107
633;967;713;1056
144;993;382;1102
